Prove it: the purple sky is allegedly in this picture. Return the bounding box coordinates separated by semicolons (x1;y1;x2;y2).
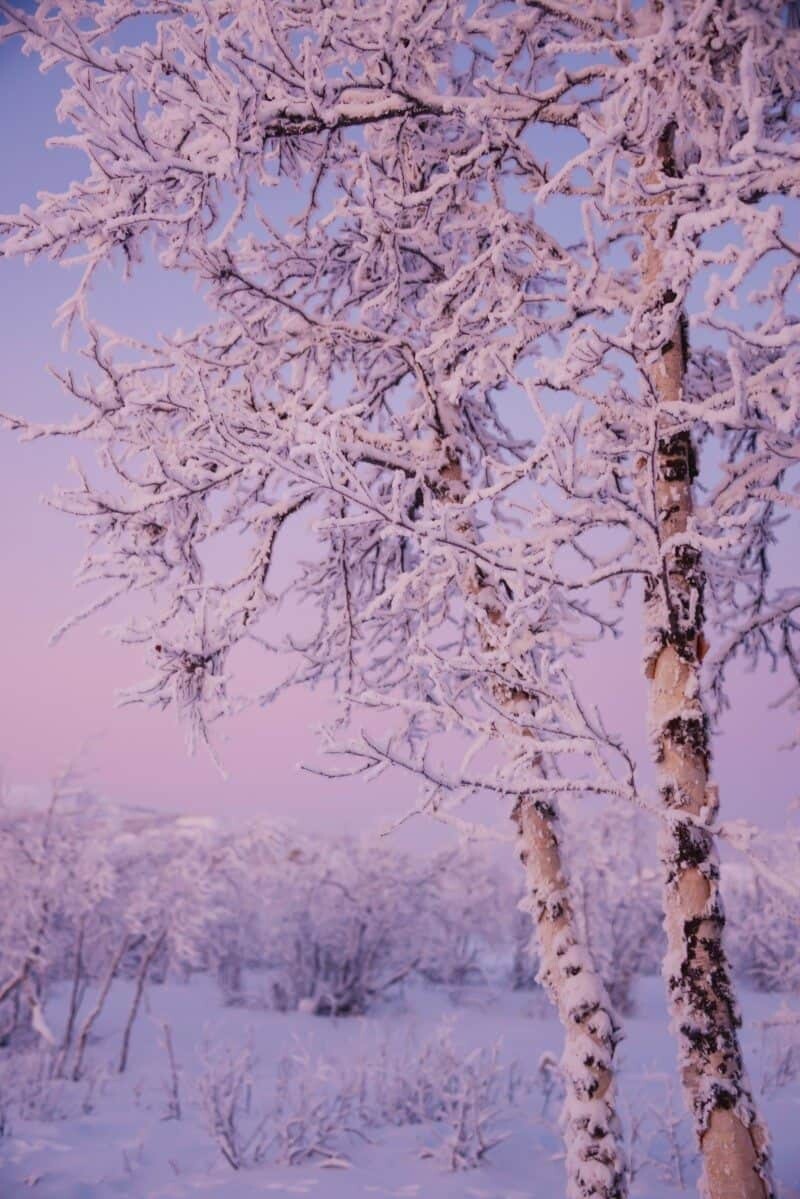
0;37;797;837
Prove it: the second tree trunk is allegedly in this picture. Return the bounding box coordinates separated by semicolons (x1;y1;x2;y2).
642;138;773;1197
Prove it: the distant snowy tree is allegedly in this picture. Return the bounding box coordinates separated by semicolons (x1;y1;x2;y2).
110;821;212;1071
0;774;111;1053
2;2;799;1197
262;837;426;1016
723;832;800;996
417;843;513;987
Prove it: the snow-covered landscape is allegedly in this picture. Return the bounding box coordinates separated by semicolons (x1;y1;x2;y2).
0;799;798;1198
1;2;799;1197
3;971;798;1199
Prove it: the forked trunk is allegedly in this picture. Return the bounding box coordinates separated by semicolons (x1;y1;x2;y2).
641;128;772;1199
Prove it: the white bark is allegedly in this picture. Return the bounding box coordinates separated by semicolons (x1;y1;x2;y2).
515;798;625;1199
441;455;626;1199
642;128;773;1199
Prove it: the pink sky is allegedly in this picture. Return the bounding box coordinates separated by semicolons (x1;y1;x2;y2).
0;39;797;837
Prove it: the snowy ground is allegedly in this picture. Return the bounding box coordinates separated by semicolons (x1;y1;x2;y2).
0;975;797;1199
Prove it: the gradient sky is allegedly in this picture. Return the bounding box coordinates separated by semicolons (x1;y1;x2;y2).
0;33;797;839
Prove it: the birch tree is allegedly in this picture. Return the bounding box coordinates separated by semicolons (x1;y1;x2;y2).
516;9;796;1196
0;4;639;1196
1;2;798;1197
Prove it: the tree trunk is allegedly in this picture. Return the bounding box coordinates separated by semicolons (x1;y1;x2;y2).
641;128;772;1199
72;932;135;1081
515;796;625;1199
54;917;86;1078
440;454;626;1199
0;967;27;1009
0;896;51;1039
118;931;166;1074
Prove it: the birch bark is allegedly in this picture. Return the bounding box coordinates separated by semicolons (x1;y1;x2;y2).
642;127;772;1199
439;453;626;1199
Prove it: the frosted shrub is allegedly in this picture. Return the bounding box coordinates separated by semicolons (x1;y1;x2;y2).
420;1050;512;1170
263;841;428;1016
623;1079;695;1191
199;1039;364;1170
0;1049;105;1124
198;823;287;1006
0;784;117;1049
199;1024;524;1172
268;1047;360;1166
416;846;513;988
198;1041;271;1170
262;840;516;1014
0;792;214;1076
370;1026;519;1169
